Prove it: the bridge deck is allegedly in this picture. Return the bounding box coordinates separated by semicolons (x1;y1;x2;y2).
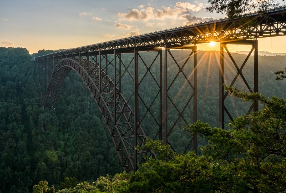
36;6;286;59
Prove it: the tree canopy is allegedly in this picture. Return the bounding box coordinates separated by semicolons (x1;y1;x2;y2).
207;0;284;17
33;87;286;192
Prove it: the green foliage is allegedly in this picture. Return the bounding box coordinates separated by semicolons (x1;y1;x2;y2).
95;173;130;193
33;181;55;193
185;88;286;192
57;182;102;193
59;177;79;190
125;139;214;193
0;47;121;192
207;0;283;18
31;50;56;58
45;150;59;163
87;87;286;192
275;68;286;80
35;181;103;193
95;175;113;192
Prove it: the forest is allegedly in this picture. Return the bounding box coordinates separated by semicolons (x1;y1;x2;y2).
1;47;286;192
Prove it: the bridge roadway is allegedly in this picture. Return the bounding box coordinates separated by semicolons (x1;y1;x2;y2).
37;6;286;58
36;7;286;171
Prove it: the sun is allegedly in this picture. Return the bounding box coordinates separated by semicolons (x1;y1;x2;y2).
209;41;216;47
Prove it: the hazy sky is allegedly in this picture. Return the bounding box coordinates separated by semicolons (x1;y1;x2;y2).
1;0;286;53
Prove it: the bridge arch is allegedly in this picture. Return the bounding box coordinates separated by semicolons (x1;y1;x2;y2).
44;58;147;171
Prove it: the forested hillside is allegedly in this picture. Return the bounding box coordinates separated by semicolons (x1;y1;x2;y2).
0;48;121;193
1;47;286;192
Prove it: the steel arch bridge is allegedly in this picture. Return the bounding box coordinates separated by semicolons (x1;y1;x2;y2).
36;7;286;171
45;58;148;171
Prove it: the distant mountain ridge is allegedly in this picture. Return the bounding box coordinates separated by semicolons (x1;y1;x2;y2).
234;51;286;56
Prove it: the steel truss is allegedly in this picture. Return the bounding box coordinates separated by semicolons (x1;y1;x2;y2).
219;40;258;128
37;43;199;170
35;5;286;171
36;37;262;170
36;7;286;60
164;46;198;154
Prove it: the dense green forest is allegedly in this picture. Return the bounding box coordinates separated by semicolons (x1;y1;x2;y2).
1;47;286;192
0;48;121;193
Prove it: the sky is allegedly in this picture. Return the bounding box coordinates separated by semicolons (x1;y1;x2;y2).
1;0;286;54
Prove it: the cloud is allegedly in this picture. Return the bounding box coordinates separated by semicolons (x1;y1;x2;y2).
118;7;155;21
179;14;212;25
118;2;205;21
176;2;204;12
123;30;140;38
1;39;14;47
156;22;166;26
104;34;115;39
114;23;131;29
145;22;154;27
3;18;8;21
92;17;102;21
79;12;92;16
155;6;187;19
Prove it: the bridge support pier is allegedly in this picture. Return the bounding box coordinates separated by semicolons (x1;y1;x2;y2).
163;45;198;154
219;40;258;128
44;57;48;99
159;50;163;142
99;51;102;92
134;48;139;171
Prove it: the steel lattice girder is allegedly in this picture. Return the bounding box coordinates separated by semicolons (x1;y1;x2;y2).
219;40;258;129
41;43;199;171
162;46;198;154
39;39;261;170
35;7;286;60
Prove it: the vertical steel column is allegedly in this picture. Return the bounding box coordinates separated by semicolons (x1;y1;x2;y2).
99;51;102;92
52;56;55;72
164;46;168;145
45;58;47;97
219;44;225;129
114;50;117;135
193;46;198;154
87;52;90;67
56;57;58;70
159;50;163;141
254;40;258;111
118;53;122;93
95;54;97;66
46;57;49;86
41;59;43;98
134;48;139;171
106;53;108;75
79;52;81;66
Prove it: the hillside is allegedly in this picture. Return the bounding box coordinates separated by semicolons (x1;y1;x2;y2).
1;47;286;192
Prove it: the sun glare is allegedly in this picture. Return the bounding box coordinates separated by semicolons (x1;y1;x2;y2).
209;41;216;47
